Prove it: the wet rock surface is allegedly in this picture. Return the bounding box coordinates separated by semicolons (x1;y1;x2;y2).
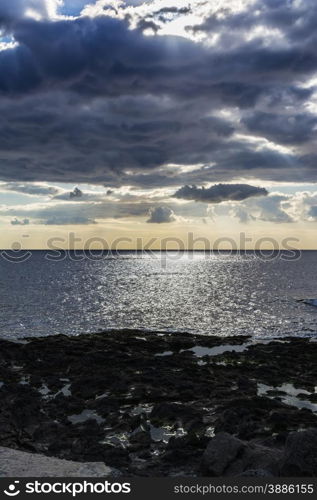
0;330;317;476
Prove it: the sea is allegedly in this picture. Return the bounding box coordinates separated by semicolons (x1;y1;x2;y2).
1;250;317;340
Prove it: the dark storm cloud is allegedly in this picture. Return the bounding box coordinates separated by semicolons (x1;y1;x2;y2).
0;16;205;97
0;92;238;184
0;14;315;104
174;184;268;203
0;1;315;191
147;206;175;223
243;112;317;145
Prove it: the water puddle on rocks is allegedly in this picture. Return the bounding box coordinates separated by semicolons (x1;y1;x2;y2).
95;391;110;400
102;404;188;449
100;424;186;449
258;383;317;412
101;431;130;448
58;384;72;397
180;339;292;362
38;384;50;396
155;351;173;357
181;344;250;358
149;424;186;443
68;409;104;425
39;383;72;399
129;404;153;416
205;426;215;438
19;376;30;385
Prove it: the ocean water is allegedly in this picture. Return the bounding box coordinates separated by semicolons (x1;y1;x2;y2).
1;250;317;340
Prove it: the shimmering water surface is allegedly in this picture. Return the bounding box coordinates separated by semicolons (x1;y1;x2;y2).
1;251;317;339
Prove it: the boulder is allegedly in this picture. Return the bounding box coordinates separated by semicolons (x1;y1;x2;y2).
226;443;281;476
201;433;282;476
280;428;317;476
201;432;244;475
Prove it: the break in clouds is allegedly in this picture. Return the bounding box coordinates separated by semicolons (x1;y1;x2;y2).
0;0;317;225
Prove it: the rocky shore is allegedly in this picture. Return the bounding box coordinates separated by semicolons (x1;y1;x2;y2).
1;330;317;477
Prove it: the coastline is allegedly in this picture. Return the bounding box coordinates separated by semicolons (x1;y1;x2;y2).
1;330;317;477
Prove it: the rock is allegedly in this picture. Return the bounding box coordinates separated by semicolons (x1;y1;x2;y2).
150;403;185;424
201;433;282;477
130;429;151;450
0;446;117;477
201;433;244;476
236;469;274;477
1;332;317;476
226;443;282;476
237;377;257;393
280;429;317;476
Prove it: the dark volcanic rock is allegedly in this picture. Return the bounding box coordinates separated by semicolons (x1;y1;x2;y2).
0;331;317;476
280;428;317;476
201;433;282;477
201;433;244;476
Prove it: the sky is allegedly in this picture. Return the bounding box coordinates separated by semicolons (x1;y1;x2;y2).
0;0;317;249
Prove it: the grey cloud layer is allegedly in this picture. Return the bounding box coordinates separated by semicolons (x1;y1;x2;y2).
0;0;316;202
1;182;60;196
174;184;268;203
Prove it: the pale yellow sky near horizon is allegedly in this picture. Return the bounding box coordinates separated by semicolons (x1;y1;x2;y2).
2;218;317;250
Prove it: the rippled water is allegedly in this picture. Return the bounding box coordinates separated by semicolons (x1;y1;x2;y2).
1;250;317;339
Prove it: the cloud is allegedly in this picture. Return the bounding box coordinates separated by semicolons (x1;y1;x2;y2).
252;194;294;223
54;186;115;201
0;196;183;225
147;206;176;223
174;184;268;203
308;206;317;219
11;217;30;225
243;112;317;145
2;186;316;226
231;206;255;224
69;187;83;199
45;214;96;225
1;182;60;196
0;0;316;211
0;198;153;224
0;0;61;30
208;192;294;224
